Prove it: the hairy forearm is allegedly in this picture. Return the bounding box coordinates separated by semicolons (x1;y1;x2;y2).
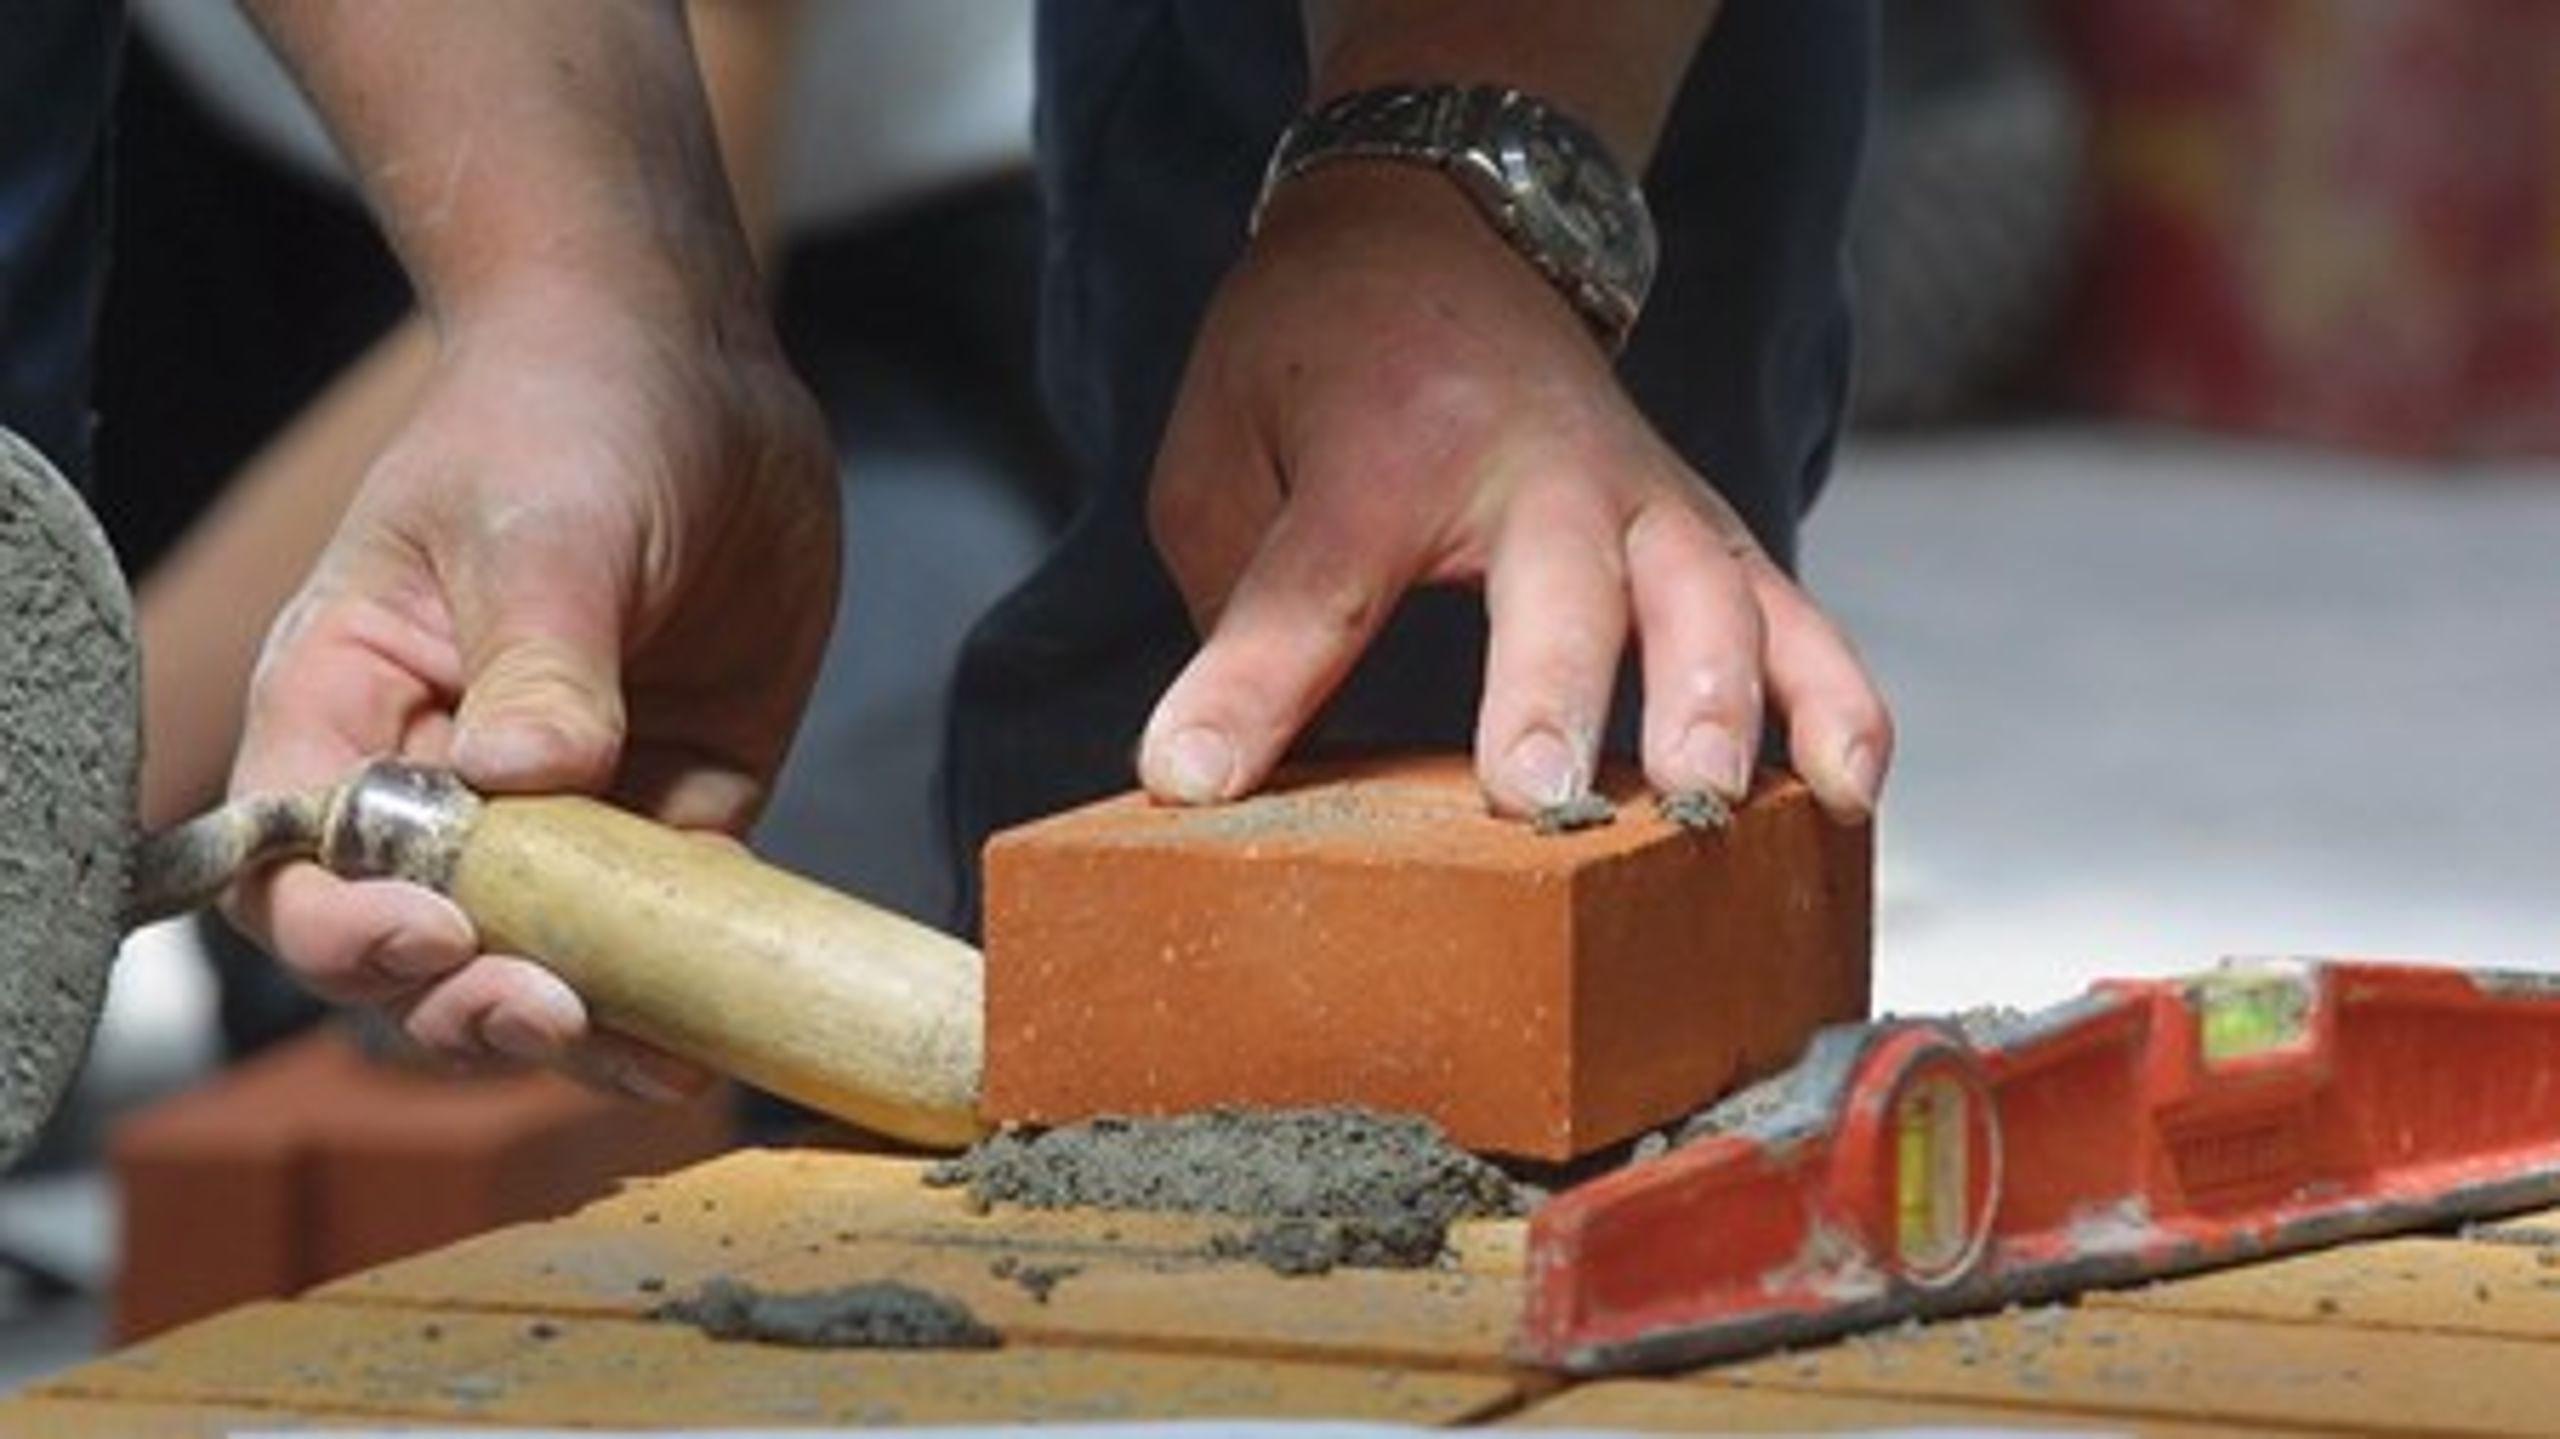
244;0;762;326
139;1;801;827
1301;1;1720;168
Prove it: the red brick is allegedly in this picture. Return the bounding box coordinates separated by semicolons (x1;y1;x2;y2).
110;1027;731;1341
981;755;1870;1161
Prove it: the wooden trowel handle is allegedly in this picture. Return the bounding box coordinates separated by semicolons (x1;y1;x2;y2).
325;762;987;1147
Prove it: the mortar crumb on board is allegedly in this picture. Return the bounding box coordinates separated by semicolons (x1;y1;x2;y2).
1208;1213;1451;1275
654;1276;1001;1350
2461;1220;2560;1248
926;1108;1525;1275
987;1254;1083;1304
1669;1066;1809;1147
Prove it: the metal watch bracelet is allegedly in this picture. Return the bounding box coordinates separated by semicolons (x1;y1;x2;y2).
1251;84;1658;351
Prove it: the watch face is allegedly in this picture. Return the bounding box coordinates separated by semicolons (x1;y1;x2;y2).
1486;103;1655;298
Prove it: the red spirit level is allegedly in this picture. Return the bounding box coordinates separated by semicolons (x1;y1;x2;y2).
1520;959;2560;1374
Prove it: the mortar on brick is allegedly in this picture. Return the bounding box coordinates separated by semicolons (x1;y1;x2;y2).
925;1108;1524;1275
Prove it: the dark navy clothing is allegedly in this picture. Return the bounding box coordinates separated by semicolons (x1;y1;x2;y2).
0;0;121;489
946;0;1874;920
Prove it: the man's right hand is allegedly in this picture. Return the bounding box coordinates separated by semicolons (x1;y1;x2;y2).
224;283;838;1098
228;2;839;1096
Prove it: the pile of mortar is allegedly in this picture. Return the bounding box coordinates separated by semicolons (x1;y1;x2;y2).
927;1106;1530;1276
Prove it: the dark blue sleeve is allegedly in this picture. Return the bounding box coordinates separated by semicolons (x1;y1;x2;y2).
0;0;123;491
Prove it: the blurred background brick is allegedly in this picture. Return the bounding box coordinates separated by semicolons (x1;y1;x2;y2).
110;1027;730;1342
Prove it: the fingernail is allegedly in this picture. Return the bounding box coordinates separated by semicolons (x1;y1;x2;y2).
1155;725;1236;805
1672;723;1749;800
369;890;476;982
482;969;584;1064
482;1022;550;1066
1503;727;1587;809
1838;738;1883;818
611;1061;687;1106
449;722;548;783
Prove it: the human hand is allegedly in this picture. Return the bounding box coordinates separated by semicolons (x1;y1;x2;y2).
224;287;840;1096
1136;165;1891;821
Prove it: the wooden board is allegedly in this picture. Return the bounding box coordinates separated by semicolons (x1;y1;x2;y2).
16;1149;2560;1431
1503;1379;2258;1435
314;1150;1530;1374
33;1302;1514;1429
2087;1233;2560;1339
0;1396;482;1437
1700;1304;2560;1436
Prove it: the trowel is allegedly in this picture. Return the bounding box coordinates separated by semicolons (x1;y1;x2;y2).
0;427;986;1172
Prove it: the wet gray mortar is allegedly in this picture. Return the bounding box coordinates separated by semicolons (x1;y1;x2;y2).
927;1107;1527;1276
0;430;140;1170
655;1276;1001;1349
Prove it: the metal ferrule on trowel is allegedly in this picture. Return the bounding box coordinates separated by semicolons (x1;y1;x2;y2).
128;759;479;926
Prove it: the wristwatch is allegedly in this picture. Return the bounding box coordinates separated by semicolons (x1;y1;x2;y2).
1253;85;1660;353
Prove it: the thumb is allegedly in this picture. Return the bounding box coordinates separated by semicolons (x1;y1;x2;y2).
446;537;629;796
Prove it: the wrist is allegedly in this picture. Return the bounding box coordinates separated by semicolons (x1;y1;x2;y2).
402;142;766;346
1244;164;1616;368
1251;158;1500;258
425;233;776;370
1254;83;1658;351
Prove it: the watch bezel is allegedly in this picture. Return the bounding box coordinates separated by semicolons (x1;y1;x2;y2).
1453;93;1656;344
